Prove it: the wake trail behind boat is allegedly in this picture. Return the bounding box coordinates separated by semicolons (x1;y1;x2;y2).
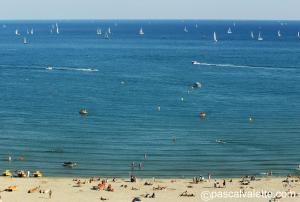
46;66;99;72
192;62;297;71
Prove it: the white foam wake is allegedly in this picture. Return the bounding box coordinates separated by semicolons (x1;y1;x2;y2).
46;66;99;72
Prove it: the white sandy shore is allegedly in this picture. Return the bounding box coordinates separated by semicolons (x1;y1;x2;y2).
0;176;299;202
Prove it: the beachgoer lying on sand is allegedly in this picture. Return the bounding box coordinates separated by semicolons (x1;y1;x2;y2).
107;184;114;192
120;184;128;188
132;187;139;191
98;183;106;190
100;196;108;201
28;186;40;193
153;185;167;190
180;191;195;197
142;193;156;198
5;185;17;192
144;182;153;186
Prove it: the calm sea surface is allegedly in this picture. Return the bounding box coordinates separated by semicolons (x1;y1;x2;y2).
0;20;300;178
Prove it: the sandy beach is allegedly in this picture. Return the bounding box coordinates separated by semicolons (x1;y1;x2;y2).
0;176;299;202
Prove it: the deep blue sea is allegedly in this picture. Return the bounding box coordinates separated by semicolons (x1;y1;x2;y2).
0;20;300;178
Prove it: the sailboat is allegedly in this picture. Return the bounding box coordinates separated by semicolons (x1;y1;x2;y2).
96;28;102;35
251;31;254;39
298;31;300;38
26;29;30;35
107;27;111;34
258;32;263;41
23;37;28;44
277;30;281;37
184;26;188;33
104;32;109;39
15;29;20;36
195;24;198;28
213;32;218;42
227;27;232;34
56;23;60;34
30;28;34;35
139;27;144;35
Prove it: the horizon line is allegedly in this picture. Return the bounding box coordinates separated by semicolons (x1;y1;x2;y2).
0;18;300;22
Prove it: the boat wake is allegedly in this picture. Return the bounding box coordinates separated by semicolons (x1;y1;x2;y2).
192;62;297;71
0;64;99;72
46;66;99;72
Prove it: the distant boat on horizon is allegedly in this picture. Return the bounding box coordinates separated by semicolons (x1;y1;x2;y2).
15;29;20;36
277;30;282;37
251;31;254;39
30;28;34;35
23;37;28;44
184;26;188;33
96;28;102;35
104;32;109;39
213;32;218;42
258;32;263;41
107;27;111;34
227;27;232;34
56;23;60;34
139;27;144;35
298;31;300;38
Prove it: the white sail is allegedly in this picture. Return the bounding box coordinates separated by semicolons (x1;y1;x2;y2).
30;28;34;35
139;27;144;35
184;26;188;33
15;29;20;35
104;32;109;39
108;27;111;34
258;32;263;41
27;29;29;35
23;37;28;44
277;30;281;37
298;32;300;38
227;27;232;34
213;32;218;42
56;23;59;34
96;28;102;35
251;31;254;39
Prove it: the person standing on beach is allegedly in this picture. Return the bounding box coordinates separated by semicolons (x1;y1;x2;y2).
208;172;211;181
49;190;52;199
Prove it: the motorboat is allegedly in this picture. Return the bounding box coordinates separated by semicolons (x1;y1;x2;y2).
192;61;201;65
63;162;77;168
192;82;202;88
79;109;88;115
199;112;206;118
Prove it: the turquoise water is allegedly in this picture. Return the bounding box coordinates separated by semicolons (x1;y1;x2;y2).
0;20;300;178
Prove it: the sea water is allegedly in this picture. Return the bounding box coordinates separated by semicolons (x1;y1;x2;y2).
0;20;299;178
